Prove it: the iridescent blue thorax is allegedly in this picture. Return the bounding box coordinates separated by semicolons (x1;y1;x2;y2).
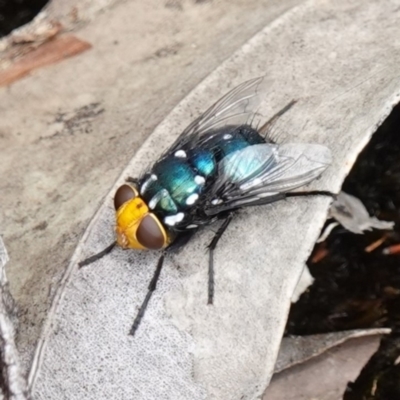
139;125;265;228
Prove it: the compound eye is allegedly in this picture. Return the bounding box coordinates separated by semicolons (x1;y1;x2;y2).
114;184;137;210
136;215;165;250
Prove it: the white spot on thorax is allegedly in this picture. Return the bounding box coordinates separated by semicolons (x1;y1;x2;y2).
186;193;199;205
164;212;185;226
194;175;205;185
174;150;187;158
140;174;157;195
211;198;222;205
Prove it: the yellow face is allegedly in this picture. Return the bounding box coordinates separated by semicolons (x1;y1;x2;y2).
114;184;169;250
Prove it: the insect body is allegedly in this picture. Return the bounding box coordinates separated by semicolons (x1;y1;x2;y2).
115;124;268;251
80;77;333;335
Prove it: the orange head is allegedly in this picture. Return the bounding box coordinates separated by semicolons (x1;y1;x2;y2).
114;184;169;250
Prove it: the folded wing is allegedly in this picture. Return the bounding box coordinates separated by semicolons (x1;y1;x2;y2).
205;143;332;215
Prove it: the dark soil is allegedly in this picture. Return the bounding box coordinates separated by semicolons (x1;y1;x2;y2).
286;103;400;399
0;0;49;38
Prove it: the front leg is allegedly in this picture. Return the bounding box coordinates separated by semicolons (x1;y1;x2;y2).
130;253;166;336
125;176;139;185
78;241;116;268
207;213;234;305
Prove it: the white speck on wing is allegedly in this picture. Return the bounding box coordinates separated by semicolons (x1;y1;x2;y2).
164;212;185;226
223;134;232;140
194;175;205;185
174;150;187;158
240;177;263;190
211;198;222;205
186;224;198;229
186;193;199;205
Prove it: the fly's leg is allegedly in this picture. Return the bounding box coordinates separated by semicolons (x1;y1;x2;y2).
129;253;165;336
79;179;138;268
78;241;117;268
285;190;337;200
207;214;234;305
260;100;297;131
259;100;297;141
125;176;139;185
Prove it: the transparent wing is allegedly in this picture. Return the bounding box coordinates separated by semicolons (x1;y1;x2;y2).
169;77;266;152
204;143;332;215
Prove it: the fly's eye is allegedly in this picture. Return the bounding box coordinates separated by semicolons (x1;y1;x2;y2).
114;184;137;210
137;215;165;250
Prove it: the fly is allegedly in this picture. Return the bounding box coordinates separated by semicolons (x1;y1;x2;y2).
79;77;333;335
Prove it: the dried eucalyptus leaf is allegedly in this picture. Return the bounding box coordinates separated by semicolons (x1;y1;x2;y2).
329;191;395;234
29;1;400;399
275;329;391;374
266;335;383;400
291;266;314;303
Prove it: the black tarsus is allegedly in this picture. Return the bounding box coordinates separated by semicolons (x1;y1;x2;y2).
207;213;234;305
129;253;165;336
78;241;117;268
259;99;297;139
285;190;337;200
268;100;297;122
